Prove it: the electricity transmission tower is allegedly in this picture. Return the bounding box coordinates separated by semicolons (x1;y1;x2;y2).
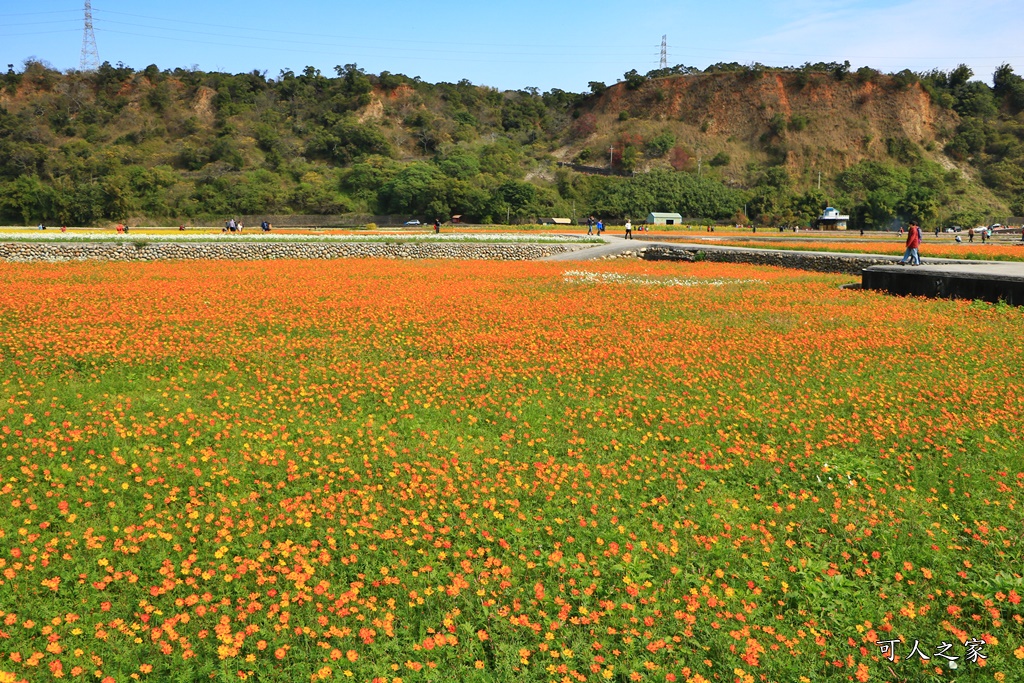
80;0;100;71
659;35;668;69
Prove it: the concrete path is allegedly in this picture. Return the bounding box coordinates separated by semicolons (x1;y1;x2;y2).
543;234;1023;268
541;235;646;261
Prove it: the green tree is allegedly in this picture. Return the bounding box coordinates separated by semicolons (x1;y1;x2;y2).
645;131;675;158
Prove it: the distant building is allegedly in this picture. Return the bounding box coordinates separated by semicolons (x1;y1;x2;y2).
646;212;683;226
815;207;849;230
540;217;573;226
451;215;463;224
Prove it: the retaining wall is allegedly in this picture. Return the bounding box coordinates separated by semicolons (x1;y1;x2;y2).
640;244;906;275
0;241;589;263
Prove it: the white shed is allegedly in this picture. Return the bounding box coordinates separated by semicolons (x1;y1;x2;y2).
647;212;683;225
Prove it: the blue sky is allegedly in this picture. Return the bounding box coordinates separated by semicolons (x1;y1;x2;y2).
2;0;1021;91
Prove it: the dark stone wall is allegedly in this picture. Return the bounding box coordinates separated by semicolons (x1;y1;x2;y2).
863;270;1024;305
640;245;896;275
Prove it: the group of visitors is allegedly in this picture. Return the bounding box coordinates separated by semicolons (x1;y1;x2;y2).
585;216;646;239
222;219;273;232
967;226;994;243
902;222;1024;258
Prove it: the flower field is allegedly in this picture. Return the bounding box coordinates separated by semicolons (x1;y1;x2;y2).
0;258;1021;683
702;239;1024;263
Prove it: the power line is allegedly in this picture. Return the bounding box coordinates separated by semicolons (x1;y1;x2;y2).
92;20;666;59
0;10;80;18
92;8;662;53
92;29;661;66
80;0;99;71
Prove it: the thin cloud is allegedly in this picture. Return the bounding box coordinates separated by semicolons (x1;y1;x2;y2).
751;0;1023;79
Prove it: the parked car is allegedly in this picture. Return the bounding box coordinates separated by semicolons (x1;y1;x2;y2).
403;219;421;226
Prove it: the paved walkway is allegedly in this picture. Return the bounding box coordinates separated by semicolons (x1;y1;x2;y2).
541;235;646;261
542;234;1024;269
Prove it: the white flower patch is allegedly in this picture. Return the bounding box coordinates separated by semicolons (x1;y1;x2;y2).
562;270;766;287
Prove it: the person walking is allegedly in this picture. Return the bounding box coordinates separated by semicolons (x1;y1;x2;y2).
898;221;922;265
624;219;632;240
586;216;594;235
596;219;604;234
968;227;974;243
433;219;440;234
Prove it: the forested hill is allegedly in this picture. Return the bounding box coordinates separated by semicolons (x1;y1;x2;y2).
1;59;1023;227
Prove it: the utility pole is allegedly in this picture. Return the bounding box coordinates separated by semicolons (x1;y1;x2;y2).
80;0;100;71
609;146;614;168
506;206;511;225
698;155;703;177
817;171;821;190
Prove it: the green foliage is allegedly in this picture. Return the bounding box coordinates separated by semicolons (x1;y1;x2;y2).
437;151;481;180
0;59;1015;226
885;137;922;164
622;69;647;90
703;62;746;74
768;113;787;136
836;160;947;227
709;152;731;167
644;131;675;158
993;63;1024;114
854;66;880;84
576;170;743;219
645;64;700;79
890;69;919;90
799;60;851;80
494;180;537;220
305;118;392;165
620;146;640;172
788;114;809;132
501;92;549;136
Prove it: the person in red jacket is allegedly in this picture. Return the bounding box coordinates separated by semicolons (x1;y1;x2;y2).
898;222;922;265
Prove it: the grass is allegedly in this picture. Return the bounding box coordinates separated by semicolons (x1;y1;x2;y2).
0;258;1021;683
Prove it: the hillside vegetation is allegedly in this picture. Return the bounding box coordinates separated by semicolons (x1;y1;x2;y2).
1;59;1023;228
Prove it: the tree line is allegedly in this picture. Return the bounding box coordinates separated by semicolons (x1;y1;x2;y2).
0;59;1022;227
